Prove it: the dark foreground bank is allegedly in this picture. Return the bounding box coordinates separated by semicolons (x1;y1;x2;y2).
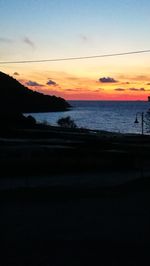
1;176;150;266
1;126;150;265
1;123;150;176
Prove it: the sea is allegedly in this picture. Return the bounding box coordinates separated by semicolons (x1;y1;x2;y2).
28;101;150;134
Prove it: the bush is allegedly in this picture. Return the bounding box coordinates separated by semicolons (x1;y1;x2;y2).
57;116;77;128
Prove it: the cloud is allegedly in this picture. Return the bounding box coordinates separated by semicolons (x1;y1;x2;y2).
26;80;43;86
136;75;148;80
23;37;35;48
129;88;139;91
79;34;88;42
129;87;145;91
0;37;13;43
67;77;79;81
65;89;75;92
65;87;98;92
13;72;19;76
115;88;125;91
93;89;102;92
46;79;57;86
99;77;118;83
92;88;103;92
65;88;81;91
147;83;150;85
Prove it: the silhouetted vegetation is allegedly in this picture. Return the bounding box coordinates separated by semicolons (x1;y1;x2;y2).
0;71;70;114
0;112;37;129
57;116;77;128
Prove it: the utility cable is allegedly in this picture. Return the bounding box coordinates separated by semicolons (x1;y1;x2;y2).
0;49;150;64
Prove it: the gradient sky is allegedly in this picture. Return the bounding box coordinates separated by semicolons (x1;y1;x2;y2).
1;0;150;100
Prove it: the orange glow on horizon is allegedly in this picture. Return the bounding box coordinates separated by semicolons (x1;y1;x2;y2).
1;67;150;101
17;72;150;101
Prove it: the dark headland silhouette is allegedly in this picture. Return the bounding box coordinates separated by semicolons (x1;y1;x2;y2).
0;71;70;114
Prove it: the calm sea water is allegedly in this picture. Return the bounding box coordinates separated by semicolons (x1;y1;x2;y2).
28;101;150;134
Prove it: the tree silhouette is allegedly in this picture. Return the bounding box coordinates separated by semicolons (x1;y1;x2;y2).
57;116;77;128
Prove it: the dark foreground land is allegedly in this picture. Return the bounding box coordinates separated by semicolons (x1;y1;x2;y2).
1;126;150;265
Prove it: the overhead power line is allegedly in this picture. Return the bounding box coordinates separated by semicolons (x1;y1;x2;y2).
0;49;150;64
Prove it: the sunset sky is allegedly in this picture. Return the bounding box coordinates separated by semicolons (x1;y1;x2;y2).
1;0;150;100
